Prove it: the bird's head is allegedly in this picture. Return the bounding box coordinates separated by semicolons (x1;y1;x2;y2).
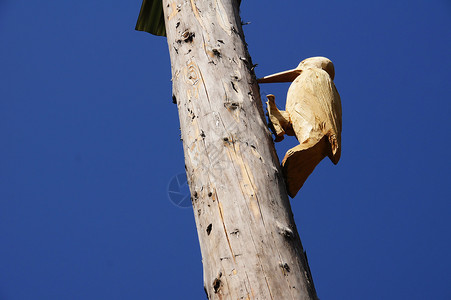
257;56;335;84
296;57;335;80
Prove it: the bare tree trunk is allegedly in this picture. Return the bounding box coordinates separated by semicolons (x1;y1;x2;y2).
162;1;317;299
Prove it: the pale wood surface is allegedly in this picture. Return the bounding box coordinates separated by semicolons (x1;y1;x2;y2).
259;57;342;197
162;0;318;299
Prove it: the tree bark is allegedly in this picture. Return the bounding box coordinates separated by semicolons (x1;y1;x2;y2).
162;1;317;299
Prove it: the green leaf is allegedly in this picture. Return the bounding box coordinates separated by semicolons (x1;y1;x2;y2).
135;0;242;37
135;0;166;37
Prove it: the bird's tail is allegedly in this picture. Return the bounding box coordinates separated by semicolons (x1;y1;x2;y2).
282;137;329;198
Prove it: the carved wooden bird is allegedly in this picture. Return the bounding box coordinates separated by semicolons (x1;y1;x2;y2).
258;57;342;197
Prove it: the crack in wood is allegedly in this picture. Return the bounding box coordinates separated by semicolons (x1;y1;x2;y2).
206;223;212;235
264;275;275;300
217;200;236;264
279;262;291;275
231;81;238;93
213;271;223;294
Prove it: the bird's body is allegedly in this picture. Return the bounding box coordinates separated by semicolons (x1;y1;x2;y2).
286;66;342;162
258;57;342;197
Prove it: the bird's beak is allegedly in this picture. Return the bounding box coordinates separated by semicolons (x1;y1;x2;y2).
257;69;301;83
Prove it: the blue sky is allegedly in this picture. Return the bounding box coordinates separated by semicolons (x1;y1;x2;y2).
1;1;450;299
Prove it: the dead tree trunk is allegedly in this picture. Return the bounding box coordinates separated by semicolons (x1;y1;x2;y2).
161;0;317;299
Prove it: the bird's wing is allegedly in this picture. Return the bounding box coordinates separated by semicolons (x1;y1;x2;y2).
287;69;342;160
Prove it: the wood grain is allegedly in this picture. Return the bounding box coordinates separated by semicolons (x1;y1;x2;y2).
259;57;342;197
162;0;318;299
